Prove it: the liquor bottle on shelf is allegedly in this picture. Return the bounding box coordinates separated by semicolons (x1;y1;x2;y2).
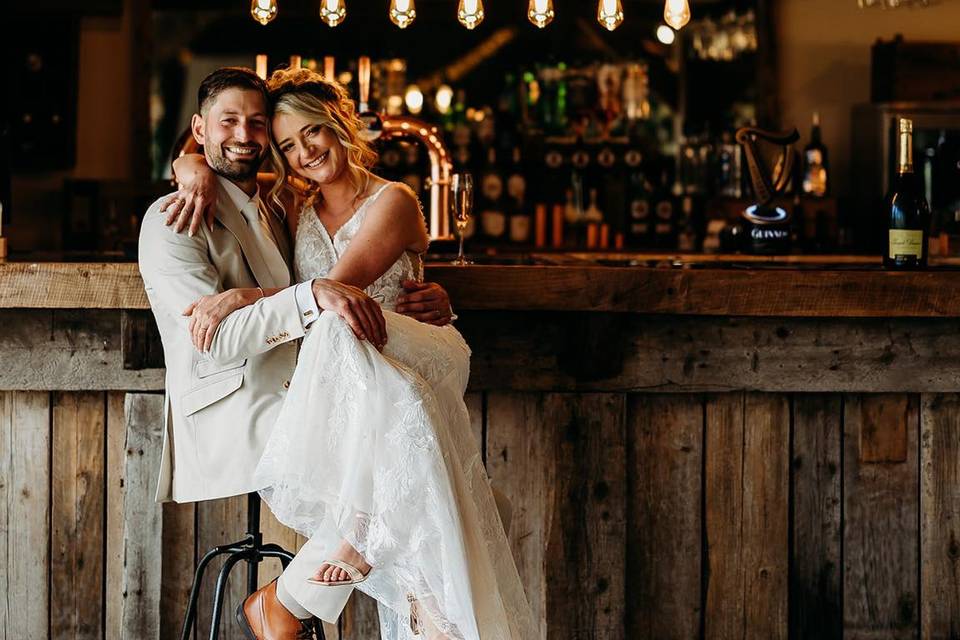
625;154;652;248
652;171;677;249
715;131;742;198
506;147;531;244
478;147;506;240
400;142;422;196
801;111;829;197
883;118;930;269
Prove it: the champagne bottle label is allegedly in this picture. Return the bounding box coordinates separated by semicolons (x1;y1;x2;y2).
888;229;923;259
482;174;503;202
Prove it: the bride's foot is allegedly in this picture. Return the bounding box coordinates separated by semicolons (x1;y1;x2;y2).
310;540;372;584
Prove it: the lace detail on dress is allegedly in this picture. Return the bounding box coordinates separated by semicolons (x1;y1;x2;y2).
257;181;538;640
294;182;423;311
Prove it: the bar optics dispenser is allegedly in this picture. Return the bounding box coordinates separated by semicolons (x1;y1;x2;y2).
355;57;454;241
735;126;800;254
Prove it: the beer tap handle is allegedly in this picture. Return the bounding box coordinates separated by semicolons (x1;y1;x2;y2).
735;126;800;206
358;56;371;113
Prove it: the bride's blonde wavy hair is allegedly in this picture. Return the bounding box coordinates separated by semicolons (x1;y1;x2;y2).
266;67;378;212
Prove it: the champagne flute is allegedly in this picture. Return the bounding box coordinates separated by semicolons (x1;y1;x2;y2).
451;173;474;265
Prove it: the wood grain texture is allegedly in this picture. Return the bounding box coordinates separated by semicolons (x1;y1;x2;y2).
340;591;381;640
197;496;248;639
0;262;149;309
705;393;789;640
486;392;551;640
160;501;196;640
791;394;843;640
428;263;960;317
7;260;960;316
843;394;920;639
921;393;960;638
120;394;165;639
0;392;50;640
51;391;106;640
486;392;626;640
459;312;960;393
0;310;165;391
626;394;702;639
860;395;910;463
105;392;127;640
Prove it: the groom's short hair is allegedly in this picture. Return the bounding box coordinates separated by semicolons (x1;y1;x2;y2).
197;67;270;116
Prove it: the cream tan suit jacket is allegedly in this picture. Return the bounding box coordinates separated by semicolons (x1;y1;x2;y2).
139;177;307;503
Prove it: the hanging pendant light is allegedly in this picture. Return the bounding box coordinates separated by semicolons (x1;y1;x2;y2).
527;0;555;28
457;0;485;29
250;0;278;25
390;0;416;28
664;0;691;30
597;0;623;31
320;0;346;27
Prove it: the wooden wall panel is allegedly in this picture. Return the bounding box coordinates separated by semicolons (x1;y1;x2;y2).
160;501;196;640
705;393;789;640
120;394;165;639
196;495;248;639
105;392;126;640
486;392;626;640
340;591;380;640
51;391;105;640
843;394;919;639
790;394;843;639
626;394;703;639
921;393;960;638
0;391;50;640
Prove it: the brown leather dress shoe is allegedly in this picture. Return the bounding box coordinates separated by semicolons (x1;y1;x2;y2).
236;579;316;640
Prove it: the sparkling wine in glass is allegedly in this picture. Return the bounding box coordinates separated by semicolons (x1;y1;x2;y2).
451;173;474;265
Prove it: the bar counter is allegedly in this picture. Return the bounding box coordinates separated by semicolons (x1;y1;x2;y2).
2;254;960;638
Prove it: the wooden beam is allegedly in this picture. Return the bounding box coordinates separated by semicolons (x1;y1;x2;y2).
120;393;165;639
0;392;50;639
5;260;960;317
843;394;919;637
920;393;960;637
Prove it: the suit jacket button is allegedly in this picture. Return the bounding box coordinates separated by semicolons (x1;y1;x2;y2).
283;380;290;389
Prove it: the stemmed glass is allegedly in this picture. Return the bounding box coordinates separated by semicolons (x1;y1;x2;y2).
451;173;474;266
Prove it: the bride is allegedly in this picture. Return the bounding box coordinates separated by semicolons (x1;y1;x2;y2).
167;67;537;639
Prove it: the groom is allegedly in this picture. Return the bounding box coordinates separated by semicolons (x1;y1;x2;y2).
139;67;453;638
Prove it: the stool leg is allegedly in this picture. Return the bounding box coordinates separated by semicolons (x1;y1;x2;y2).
180;546;235;640
260;543;296;569
209;551;248;640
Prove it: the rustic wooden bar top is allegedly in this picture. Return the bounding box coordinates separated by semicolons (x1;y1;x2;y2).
2;254;960;316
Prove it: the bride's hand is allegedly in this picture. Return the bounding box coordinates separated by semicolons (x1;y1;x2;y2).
183;289;261;352
160;153;218;236
397;281;454;326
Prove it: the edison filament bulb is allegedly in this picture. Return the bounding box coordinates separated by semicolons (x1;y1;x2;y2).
457;0;485;29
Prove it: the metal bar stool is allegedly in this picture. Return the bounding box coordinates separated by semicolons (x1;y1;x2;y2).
179;492;323;640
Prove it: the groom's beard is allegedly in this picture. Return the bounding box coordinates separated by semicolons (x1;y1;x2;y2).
207;142;266;181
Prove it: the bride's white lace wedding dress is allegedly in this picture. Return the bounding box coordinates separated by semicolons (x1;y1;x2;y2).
253;182;537;639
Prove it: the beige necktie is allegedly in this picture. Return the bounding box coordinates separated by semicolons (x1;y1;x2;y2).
241;200;290;287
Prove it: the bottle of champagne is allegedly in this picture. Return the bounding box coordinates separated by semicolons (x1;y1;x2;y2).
883;118;930;269
801;111;829;197
479;147;506;240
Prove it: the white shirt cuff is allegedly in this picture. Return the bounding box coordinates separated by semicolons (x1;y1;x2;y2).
294;280;321;328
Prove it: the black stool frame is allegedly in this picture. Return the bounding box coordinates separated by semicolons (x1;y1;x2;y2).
179;492;323;640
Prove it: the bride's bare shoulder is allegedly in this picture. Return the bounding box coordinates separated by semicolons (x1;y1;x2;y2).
366;181;428;252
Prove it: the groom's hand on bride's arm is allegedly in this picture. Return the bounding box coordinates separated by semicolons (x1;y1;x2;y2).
396;281;455;326
311;278;388;349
